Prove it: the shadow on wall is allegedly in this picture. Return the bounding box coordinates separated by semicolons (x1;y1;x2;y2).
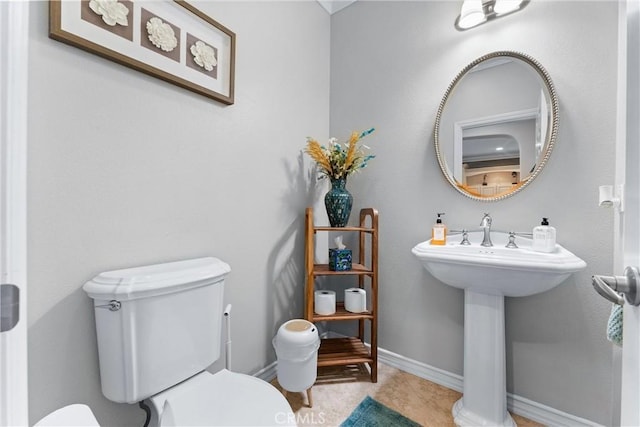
264;152;319;363
28;287;144;426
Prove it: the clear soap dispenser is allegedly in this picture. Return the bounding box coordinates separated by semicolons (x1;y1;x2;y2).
532;217;556;253
431;213;447;245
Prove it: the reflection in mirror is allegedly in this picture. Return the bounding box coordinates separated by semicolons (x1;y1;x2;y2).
435;51;558;201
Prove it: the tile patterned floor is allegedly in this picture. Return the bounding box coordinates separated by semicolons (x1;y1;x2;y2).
272;363;543;427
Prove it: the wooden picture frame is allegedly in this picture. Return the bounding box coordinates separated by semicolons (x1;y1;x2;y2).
50;0;235;105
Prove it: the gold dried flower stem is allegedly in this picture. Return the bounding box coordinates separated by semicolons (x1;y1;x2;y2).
304;128;376;180
305;138;333;175
343;131;359;172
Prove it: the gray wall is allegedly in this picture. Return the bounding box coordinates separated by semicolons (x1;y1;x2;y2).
27;1;329;425
330;1;618;425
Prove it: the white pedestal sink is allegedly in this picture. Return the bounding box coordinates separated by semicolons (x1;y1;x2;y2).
412;231;586;426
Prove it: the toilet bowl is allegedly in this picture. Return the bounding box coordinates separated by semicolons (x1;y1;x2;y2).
34;404;99;426
83;257;296;427
147;370;295;426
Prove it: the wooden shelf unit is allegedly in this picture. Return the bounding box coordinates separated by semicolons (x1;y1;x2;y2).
304;207;378;382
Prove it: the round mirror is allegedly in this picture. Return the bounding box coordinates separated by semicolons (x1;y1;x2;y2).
434;51;558;201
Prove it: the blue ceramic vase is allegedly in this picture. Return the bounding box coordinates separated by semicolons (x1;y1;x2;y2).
325;178;353;227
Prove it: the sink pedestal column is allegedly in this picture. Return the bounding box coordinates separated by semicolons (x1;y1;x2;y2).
452;290;515;427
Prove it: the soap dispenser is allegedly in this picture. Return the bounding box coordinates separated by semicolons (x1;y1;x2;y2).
431;213;447;245
532;217;556;253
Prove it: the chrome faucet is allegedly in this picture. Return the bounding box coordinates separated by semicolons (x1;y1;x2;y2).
480;213;493;247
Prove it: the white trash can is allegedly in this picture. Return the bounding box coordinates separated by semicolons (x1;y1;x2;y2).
273;319;320;394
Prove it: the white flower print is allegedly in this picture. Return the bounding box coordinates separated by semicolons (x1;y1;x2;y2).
89;0;129;27
146;17;178;52
190;40;217;72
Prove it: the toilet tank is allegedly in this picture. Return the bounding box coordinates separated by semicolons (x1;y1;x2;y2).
83;257;231;404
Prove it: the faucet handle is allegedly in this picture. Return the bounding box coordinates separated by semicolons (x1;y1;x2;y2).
505;231;518;248
460;229;471;245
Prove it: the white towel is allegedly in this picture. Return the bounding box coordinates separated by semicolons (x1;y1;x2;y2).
607;303;623;347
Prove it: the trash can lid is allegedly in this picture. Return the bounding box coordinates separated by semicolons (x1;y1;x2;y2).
275;319;319;347
285;320;314;333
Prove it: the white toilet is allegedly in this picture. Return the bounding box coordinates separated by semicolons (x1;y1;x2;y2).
83;257;296;427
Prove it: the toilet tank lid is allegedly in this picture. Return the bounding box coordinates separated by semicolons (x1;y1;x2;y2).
83;257;231;301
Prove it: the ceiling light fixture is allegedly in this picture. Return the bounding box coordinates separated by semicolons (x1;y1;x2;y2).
458;0;486;30
494;0;522;14
455;0;529;31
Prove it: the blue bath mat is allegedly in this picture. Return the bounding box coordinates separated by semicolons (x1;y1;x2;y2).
340;395;421;427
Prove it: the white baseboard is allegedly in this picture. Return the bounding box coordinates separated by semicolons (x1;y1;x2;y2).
253;361;277;382
507;393;601;427
376;346;463;392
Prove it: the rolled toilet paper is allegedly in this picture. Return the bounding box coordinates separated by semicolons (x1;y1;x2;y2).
314;290;336;315
344;288;367;313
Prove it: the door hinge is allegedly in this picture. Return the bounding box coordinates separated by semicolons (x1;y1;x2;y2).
0;284;20;332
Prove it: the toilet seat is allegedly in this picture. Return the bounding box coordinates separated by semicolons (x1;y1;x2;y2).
147;369;296;427
34;404;99;426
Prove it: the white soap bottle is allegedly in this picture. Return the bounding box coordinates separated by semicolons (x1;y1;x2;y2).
532;217;556;253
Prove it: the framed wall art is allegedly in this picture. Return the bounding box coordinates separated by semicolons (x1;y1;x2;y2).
50;0;235;105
